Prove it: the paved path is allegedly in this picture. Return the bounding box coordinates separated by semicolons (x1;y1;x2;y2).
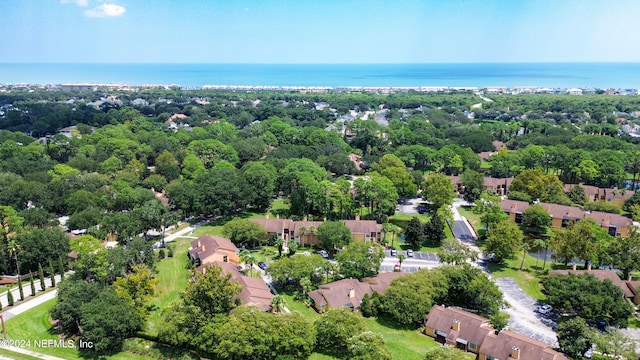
0;274;63;312
449;199;559;346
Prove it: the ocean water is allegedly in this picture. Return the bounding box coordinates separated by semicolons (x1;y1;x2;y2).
1;63;640;89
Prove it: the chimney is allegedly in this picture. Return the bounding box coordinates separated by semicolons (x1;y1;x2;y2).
587;263;592;271
201;245;205;252
511;346;520;360
355;214;360;221
266;213;270;219
628;274;633;282
197;240;201;247
348;288;355;298
452;319;460;331
276;214;280;219
572;264;577;271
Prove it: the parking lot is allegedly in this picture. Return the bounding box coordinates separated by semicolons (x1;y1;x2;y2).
380;251;441;273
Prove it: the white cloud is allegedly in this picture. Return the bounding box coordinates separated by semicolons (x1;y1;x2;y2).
60;0;89;6
84;3;126;18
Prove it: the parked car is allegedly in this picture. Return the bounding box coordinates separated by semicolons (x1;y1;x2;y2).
319;250;329;259
390;247;397;256
537;304;553;314
258;262;268;270
417;206;428;214
406;249;414;257
394;263;401;271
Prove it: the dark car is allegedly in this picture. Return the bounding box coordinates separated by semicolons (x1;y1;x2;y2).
417;206;428;214
258;262;268;270
390;247;397;256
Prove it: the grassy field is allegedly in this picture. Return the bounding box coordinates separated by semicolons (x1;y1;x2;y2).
145;236;193;336
279;291;441;360
4;299;151;360
456;206;482;227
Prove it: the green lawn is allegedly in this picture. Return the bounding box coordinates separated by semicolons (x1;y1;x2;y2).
145;237;192;336
486;253;547;301
280;292;442;360
4;299;151;360
0;349;44;360
456;206;482;227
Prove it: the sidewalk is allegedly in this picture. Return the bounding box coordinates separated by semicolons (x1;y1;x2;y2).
0;274;64;311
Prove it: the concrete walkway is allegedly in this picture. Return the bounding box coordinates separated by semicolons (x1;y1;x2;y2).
2;345;68;360
0;274;64;312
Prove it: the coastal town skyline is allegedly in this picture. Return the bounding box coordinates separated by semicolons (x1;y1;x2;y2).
1;0;640;64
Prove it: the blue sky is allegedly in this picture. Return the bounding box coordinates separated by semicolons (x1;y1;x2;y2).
1;0;639;63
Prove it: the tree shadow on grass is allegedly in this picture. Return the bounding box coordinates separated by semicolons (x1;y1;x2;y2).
372;314;421;331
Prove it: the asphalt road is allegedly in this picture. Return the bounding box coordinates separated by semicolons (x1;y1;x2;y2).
380;251;441;272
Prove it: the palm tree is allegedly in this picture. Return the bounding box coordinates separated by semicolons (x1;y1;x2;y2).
271;295;285;314
299;276;312;295
275;238;284;258
7;240;20;276
519;242;531;270
321;261;338;283
533;237;549;271
240;250;256;276
397;254;406;271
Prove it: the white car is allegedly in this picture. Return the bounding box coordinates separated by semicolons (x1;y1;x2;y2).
319;250;329;258
537;304;553;314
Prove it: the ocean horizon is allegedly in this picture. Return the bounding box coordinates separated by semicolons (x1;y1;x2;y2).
1;63;640;89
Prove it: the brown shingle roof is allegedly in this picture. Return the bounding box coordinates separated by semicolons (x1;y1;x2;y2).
342;220;382;234
189;235;238;261
308;278;371;309
207;261;274;312
500;199;633;229
249;218;294;233
480;330;567;360
425;305;493;347
548;269;635;298
362;272;406;294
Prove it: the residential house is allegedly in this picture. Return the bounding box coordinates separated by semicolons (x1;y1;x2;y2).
564;184;634;207
447;176;513;196
479;330;567;360
188;235;240;267
308;272;406;312
249;218;383;247
500;199;634;236
201;261;274;312
548;268;637;304
424;305;493;354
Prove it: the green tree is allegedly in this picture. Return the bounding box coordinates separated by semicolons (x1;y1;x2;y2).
423;345;471;360
436;264;505;315
50;280;103;335
404;217;424;249
522;204;551;233
80;288;143;354
484;220;523;263
556;316;593;360
317;221;352;254
315;308;367;351
113;264;158;319
241;161;277;211
182;266;243;318
38;263;45;291
58;256;65;280
212;306;315;360
438;238;478;265
422;174;454;210
532;237;550;271
239;250;257;276
479;205;508;230
380;269;447;325
424;212;446;246
566;184;587;205
223;219;267;248
336;242;385;280
17;276;23;301
353;174;398;222
270;294;286;314
373;154;417;197
7;289;13;306
266;254;325;285
607;229;640;280
460;169;484;203
49;260;55;287
592;329;638;360
347;331;391;360
543;273;633;327
489;312;509;332
510;169;567;203
154;150;181;181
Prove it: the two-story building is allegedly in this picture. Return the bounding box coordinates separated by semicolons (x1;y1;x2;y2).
188;235;240;266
